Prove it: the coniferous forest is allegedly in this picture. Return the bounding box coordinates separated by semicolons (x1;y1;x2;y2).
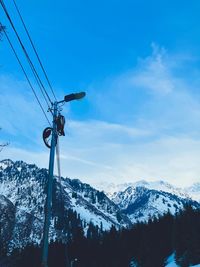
1;205;200;267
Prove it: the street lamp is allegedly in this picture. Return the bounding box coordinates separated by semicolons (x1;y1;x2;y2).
42;92;86;267
43;92;86;148
63;92;86;103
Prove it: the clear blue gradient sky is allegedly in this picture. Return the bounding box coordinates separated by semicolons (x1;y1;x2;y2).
1;0;200;187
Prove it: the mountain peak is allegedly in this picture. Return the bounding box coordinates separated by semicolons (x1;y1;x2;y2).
0;159;14;169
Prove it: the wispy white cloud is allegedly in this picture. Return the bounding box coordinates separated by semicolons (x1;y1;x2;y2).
131;43;175;95
67;120;152;144
2;135;200;188
90;44;200;134
0;75;51;145
1;45;200;188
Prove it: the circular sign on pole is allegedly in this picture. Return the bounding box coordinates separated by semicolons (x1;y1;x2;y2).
43;127;53;148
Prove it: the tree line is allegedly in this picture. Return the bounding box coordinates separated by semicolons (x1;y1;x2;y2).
2;205;200;267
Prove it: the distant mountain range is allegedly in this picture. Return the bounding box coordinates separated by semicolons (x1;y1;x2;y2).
0;159;200;250
94;180;200;202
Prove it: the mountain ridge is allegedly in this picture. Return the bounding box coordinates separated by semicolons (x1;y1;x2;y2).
94;179;200;201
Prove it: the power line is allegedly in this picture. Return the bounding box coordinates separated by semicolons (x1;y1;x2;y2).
12;0;57;102
0;0;53;109
26;52;53;113
1;24;51;126
0;0;52;108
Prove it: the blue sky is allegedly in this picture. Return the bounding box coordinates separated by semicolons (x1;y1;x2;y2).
1;0;200;187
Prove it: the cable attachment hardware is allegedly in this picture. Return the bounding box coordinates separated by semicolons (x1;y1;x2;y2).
56;114;65;136
42;114;65;148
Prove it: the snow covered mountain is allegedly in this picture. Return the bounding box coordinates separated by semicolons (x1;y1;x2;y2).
94;182;135;198
185;183;200;202
131;180;190;199
95;179;200;224
112;185;200;223
96;180;190;200
0;159;131;250
1;159;200;250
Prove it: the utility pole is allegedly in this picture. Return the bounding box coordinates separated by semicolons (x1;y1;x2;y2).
42;92;86;267
42;101;58;267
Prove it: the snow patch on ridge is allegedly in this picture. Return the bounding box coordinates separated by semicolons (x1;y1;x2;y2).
165;253;200;267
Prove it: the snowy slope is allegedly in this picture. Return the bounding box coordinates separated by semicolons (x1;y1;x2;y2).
0;159;131;249
64;178;131;229
112;186;200;223
185;183;200;202
165;253;200;267
94;182;134;198
165;254;180;267
130;253;200;267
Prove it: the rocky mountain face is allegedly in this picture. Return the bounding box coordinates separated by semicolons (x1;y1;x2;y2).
64;178;131;228
0;159;131;251
98;180;200;223
0;195;15;248
112;186;200;223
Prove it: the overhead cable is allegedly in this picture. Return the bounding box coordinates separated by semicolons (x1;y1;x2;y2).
1;24;51;126
0;0;53;109
12;0;57;102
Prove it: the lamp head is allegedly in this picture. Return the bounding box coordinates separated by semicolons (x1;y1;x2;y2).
64;92;86;102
